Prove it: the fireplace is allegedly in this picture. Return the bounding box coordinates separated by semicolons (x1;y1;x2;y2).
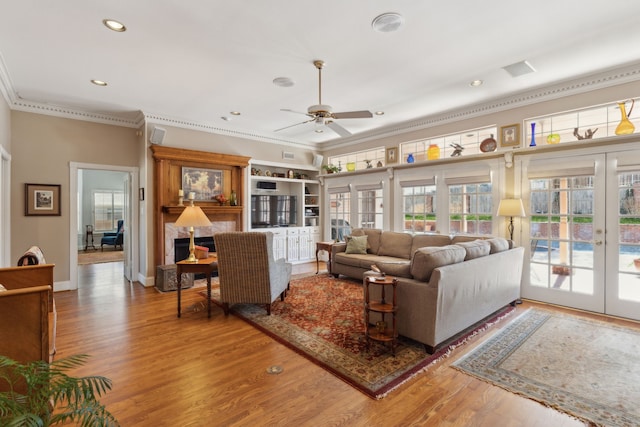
174;236;215;263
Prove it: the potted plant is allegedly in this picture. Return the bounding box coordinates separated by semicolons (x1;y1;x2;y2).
322;164;339;174
0;354;119;426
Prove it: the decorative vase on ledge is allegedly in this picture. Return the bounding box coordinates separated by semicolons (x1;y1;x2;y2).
615;99;635;135
529;122;537;147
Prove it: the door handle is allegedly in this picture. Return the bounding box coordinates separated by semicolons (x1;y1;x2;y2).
594;240;603;246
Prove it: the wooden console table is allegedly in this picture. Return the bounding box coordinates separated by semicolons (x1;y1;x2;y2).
176;255;218;318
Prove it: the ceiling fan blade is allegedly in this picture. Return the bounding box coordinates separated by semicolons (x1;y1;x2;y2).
326;120;352;137
332;110;373;119
274;118;314;132
280;108;312;117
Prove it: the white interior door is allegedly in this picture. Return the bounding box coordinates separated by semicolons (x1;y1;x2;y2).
123;173;133;282
521;154;606;313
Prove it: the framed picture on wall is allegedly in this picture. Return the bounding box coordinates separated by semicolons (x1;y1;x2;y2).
181;167;223;201
500;124;520;147
385;146;398;164
25;183;61;216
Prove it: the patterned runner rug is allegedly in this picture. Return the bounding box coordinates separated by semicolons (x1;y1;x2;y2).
198;273;514;399
453;308;640;427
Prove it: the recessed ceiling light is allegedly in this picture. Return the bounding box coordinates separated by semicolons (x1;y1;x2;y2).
90;79;107;86
470;79;484;87
315;129;324;133
102;19;126;32
375;111;385;116
371;13;404;33
230;111;241;116
221;116;231;121
273;77;295;87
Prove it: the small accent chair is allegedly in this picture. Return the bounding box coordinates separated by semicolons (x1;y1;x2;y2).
215;231;292;315
101;219;124;251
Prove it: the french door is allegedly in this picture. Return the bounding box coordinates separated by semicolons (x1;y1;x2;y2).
520;148;640;321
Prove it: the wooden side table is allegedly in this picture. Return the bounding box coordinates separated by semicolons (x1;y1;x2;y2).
176;255;217;318
315;241;335;274
364;275;398;355
84;225;96;251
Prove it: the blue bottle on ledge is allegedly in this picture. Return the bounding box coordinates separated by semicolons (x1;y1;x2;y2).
407;153;415;163
529;122;537;147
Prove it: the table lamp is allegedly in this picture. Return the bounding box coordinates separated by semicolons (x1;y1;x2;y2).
175;200;212;262
497;198;526;241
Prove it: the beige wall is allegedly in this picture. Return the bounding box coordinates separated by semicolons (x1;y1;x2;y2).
11;112;140;282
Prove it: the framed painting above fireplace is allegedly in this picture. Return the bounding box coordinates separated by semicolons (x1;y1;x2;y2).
181;167;223;201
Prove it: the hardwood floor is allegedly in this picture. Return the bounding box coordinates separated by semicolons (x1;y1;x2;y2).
57;261;625;426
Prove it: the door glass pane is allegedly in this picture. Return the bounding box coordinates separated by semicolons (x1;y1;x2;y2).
529;176;594;295
617;172;640;302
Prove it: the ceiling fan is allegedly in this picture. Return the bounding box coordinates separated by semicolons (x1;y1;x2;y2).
275;60;373;137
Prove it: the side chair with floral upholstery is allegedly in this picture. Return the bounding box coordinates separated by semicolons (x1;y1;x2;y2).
215;231;291;315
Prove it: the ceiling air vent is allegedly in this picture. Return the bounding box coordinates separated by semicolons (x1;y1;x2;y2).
503;60;536;78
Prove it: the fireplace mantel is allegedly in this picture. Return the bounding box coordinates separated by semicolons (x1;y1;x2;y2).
151;145;251;268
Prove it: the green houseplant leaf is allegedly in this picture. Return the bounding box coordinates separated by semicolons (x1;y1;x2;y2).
0;354;119;426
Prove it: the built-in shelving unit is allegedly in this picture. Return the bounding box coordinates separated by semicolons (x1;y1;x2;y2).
248;160;321;263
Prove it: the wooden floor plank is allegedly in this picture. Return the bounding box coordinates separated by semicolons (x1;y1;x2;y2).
47;261;614;426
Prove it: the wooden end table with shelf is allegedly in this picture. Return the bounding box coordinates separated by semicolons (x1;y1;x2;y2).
176;255;218;319
315;241;335;274
364;275;398;355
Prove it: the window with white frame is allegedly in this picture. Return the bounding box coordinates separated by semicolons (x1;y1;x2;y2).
356;183;383;229
400;178;437;233
447;175;493;235
400;126;497;163
329;186;351;241
328;147;386;172
94;191;124;231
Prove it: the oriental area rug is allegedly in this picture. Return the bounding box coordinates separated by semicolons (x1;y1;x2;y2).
452;308;640;427
198;274;514;399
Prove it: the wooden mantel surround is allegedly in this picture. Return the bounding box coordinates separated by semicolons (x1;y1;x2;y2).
150;145;251;268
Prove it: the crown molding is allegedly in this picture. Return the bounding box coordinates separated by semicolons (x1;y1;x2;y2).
142;113;318;150
322;61;640;151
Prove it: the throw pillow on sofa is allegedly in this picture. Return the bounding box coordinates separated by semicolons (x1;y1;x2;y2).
345;235;368;254
455;240;491;260
486;237;510;253
410;245;466;281
378;231;413;259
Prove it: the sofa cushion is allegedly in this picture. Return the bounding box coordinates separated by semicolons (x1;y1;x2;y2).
451;234;488;244
374;261;412;278
345;235;368;254
411;234;453;255
378;231;413;259
486;237;510;253
351;228;382;254
455;240;491;260
410;245;466;281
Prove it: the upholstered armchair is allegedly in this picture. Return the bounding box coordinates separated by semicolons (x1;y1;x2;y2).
101;219;124;251
215;231;292;315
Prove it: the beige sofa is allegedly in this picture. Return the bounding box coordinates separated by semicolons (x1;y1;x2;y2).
331;229;524;353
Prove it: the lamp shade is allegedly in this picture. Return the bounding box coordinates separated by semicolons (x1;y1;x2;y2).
497;198;526;217
175;205;212;228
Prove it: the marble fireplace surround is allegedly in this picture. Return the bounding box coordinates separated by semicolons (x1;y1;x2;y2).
164;222;235;265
